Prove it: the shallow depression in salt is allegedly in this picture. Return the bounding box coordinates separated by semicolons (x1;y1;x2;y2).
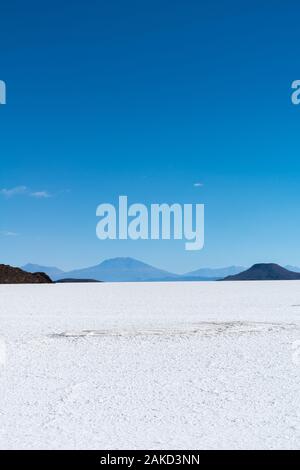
0;280;300;449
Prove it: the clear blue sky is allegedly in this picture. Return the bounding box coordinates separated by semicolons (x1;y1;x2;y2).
1;0;300;273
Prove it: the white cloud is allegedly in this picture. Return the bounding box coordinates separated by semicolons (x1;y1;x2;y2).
0;231;18;237
0;186;55;199
30;191;52;199
0;186;28;198
193;182;203;187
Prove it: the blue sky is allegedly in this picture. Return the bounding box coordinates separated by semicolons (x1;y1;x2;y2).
1;0;300;273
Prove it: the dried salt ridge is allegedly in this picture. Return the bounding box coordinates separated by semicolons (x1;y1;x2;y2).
0;264;52;284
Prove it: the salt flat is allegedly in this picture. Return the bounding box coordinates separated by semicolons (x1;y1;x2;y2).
0;281;300;450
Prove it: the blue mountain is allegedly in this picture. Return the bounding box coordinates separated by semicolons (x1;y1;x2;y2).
61;257;177;282
184;265;245;279
22;263;65;279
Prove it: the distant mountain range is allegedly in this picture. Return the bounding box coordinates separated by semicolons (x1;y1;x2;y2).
56;278;101;283
63;257;179;282
21;259;300;283
22;264;65;279
21;258;246;282
186;265;245;278
223;263;300;281
285;265;300;273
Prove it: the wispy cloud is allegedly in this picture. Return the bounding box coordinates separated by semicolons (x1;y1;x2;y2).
0;186;58;199
0;186;28;198
193;182;204;187
30;191;52;199
0;230;19;237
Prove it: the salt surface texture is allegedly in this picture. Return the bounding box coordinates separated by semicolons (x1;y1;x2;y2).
0;281;299;449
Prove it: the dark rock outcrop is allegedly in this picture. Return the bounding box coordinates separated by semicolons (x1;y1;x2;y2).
222;263;300;281
0;264;53;284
